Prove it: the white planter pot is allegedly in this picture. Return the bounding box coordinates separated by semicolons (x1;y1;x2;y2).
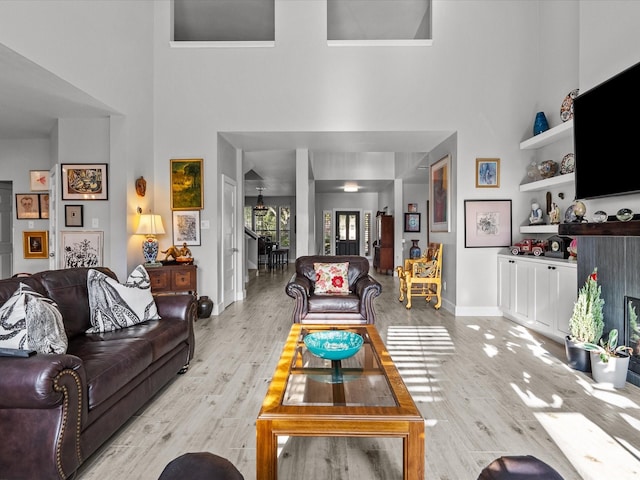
590;352;630;388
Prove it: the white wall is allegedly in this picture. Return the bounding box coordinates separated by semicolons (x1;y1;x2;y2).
152;0;542;312
0;139;51;273
0;0;156;280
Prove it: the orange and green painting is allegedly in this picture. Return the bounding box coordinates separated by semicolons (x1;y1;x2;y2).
170;159;203;210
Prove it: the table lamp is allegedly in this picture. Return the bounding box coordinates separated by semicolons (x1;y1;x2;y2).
135;214;165;267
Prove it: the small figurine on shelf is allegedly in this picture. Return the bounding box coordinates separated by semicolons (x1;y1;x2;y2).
548;202;561;225
529;202;545;225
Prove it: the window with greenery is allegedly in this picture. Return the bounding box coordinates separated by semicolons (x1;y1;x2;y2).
245;204;290;247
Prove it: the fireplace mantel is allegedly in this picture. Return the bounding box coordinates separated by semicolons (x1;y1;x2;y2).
559;220;640;236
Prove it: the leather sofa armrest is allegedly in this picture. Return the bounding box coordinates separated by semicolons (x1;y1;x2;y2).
285;274;311;322
353;275;382;323
0;354;87;479
153;294;197;362
154;294;197;322
0;353;85;408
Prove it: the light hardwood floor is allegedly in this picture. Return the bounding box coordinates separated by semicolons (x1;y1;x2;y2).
76;265;640;480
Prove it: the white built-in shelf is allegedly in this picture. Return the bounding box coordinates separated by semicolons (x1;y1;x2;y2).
519;173;575;192
519;225;559;234
519;120;573;150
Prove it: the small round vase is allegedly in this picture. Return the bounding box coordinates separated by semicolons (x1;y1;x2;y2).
616;208;634;222
409;240;421;259
198;296;213;318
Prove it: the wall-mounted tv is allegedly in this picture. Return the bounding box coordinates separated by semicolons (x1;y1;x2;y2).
573;60;640;200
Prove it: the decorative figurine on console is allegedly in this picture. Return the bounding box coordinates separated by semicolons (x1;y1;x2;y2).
529;202;545;225
161;242;193;264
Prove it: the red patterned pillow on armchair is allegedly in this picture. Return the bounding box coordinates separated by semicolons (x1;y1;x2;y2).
313;262;350;294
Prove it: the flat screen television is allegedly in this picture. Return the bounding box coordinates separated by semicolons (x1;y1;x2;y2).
573;60;640;200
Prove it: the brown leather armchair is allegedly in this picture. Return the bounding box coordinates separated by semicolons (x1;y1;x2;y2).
285;255;382;324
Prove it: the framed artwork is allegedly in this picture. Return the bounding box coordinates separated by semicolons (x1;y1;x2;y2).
170;158;203;210
476;158;500;188
60;230;103;268
23;231;48;259
65;205;84;227
30;170;50;191
407;203;417;213
430;154;450;232
38;194;50;219
404;213;421;232
61;163;108;200
464;199;512;248
15;193;40;219
172;210;201;246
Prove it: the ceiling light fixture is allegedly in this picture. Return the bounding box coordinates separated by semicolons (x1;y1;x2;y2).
344;183;359;193
253;187;268;216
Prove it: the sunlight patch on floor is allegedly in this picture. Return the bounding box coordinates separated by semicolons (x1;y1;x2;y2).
511;383;564;408
535;412;640;479
385;325;454;403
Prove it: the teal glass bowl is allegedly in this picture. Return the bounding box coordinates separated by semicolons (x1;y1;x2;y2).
304;331;364;361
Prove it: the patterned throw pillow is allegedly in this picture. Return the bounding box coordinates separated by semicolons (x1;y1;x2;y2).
0;283;67;353
313;262;349;294
86;265;161;333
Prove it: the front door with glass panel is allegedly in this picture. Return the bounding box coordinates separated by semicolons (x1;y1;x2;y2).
335;211;359;255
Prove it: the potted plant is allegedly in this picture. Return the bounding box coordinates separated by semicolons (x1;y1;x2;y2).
584;329;632;388
565;268;605;372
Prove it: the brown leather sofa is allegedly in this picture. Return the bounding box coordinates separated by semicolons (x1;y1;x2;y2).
285;255;382;324
0;267;197;480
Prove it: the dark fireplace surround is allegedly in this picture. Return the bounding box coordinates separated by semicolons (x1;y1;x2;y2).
559;221;640;387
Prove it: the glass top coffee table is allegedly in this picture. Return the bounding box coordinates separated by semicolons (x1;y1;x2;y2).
256;323;425;479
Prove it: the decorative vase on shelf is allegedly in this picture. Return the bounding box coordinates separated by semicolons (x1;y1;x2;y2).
409;240;421;259
533;111;550;136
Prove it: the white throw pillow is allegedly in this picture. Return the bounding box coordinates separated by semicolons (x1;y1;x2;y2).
0;284;28;349
86;265;161;333
0;283;67;354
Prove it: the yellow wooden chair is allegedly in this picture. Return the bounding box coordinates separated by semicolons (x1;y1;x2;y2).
396;257;421;303
402;243;443;310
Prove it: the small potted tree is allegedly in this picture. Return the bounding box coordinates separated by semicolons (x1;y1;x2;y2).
584;329;632;388
565;268;604;372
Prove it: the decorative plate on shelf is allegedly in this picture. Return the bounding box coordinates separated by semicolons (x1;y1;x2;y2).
560;153;575;174
560;88;579;122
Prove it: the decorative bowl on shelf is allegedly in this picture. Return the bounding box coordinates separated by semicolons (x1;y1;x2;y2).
616;208;634;222
592;211;608;223
304;330;363;361
538;160;558;179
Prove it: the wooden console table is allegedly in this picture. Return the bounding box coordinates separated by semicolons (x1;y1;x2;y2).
146;264;197;297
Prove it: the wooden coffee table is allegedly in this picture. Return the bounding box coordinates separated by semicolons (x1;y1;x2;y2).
256;323;425;479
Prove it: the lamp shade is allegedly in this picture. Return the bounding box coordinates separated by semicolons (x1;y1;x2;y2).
135;214;166;235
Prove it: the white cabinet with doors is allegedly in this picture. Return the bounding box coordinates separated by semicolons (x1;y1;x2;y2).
498;254;577;343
